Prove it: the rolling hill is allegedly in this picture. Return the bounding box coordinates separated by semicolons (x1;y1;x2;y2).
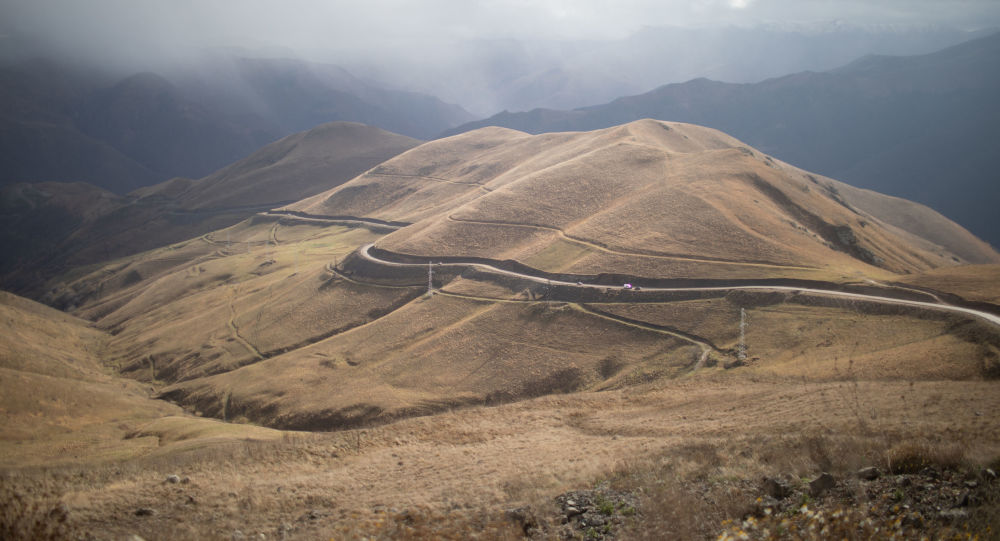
41;119;999;437
6;118;1000;539
0;122;420;299
296;119;997;278
0;290;282;468
443;32;1000;247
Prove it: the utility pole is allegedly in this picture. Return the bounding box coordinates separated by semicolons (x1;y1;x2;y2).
427;261;434;295
738;308;748;362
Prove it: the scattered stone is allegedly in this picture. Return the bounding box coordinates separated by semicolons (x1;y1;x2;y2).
763;477;792;499
231;530;245;540
750;495;781;517
897;476;912;487
301;509;323;521
166;474;180;484
504;506;539;536
939;508;969;523
555;486;638;540
901;512;925;528
920;467;940;479
857;466;881;481
127;536;146;541
134;507;155;517
984;468;998;480
48;502;69;522
181;476;191;484
809;472;836;497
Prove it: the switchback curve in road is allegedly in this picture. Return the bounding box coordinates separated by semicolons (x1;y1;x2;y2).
357;243;1000;329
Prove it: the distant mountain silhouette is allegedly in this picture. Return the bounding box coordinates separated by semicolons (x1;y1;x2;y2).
0;56;471;193
0;122;419;297
444;32;1000;247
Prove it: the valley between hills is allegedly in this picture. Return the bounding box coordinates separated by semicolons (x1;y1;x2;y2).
3;120;1000;539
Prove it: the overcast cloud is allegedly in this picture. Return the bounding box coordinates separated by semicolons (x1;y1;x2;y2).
3;0;1000;69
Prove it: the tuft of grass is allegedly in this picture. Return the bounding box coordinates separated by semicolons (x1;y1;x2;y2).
885;441;967;474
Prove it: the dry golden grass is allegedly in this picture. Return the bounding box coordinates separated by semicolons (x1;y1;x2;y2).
2;375;997;540
291;119;996;282
0;292;282;469
898;263;1000;304
180;121;420;210
7;120;1000;539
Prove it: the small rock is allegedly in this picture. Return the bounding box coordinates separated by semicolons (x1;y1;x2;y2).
809;472;836;497
939;508;969;523
901;512;924;528
857;467;880;481
48;502;70;522
896;476;912;487
566;499;576;507
127;536;146;541
965;480;979;489
231;530;245;540
504;506;538;536
751;495;781;516
181;476;191;484
920;467;939;479
763;477;792;499
166;474;180;484
134;507;155;517
566;506;583;518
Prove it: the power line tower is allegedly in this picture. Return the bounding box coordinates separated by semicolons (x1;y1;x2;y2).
737;308;748;362
427;261;434;295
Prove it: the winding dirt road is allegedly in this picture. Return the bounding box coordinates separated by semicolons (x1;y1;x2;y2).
358;243;1000;328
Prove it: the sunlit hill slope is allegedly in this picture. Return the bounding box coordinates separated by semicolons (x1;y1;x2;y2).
42;119;999;435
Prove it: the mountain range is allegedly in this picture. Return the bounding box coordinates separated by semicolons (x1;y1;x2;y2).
0;122;419;297
444;31;1000;248
0;56;470;193
347;23;992;115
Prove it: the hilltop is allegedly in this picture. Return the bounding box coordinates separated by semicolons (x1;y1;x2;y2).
443;32;1000;247
295;119;997;278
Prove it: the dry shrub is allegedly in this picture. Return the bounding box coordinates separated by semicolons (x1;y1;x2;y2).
607;445;752;540
0;477;70;541
333;507;530;540
885;441;967;474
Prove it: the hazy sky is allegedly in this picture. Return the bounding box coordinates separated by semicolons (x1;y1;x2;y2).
3;0;1000;68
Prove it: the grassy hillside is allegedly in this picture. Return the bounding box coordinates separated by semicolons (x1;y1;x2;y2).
0;291;283;468
5;118;998;539
295;120;997;281
443;32;1000;248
